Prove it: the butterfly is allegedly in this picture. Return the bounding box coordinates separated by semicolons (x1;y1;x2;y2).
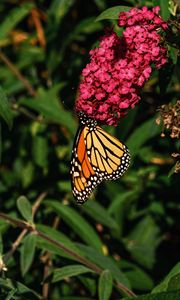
70;112;130;204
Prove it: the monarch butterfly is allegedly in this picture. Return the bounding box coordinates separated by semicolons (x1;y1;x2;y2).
70;112;130;204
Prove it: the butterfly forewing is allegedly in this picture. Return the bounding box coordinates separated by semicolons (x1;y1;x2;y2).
85;126;130;180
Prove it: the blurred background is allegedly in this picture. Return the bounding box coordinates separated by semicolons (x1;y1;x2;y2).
0;0;179;299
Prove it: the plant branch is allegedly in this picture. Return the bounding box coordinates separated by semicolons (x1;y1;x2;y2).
3;192;47;263
31;8;46;48
0;212;136;298
0;50;36;97
11;103;45;123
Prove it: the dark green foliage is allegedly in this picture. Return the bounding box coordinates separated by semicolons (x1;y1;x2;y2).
0;0;179;299
98;270;113;300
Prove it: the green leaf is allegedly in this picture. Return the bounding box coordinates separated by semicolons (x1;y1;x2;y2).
20;233;36;276
77;244;130;287
72;17;103;35
168;163;177;178
32;135;48;168
21;161;34;189
58;180;71;192
107;189;139;237
5;289;17;300
126;117;161;158
108;191;136;215
159;63;174;95
0;278;40;298
0;3;34;40
44;200;103;252
20;86;76;134
52;265;93;283
49;0;75;24
98;270;113;300
121;260;154;291
79;277;96;297
17;196;33;223
124;216;161;269
169;47;178;65
0;86;13;129
95;6;131;21
36;224;84;260
168;0;178;16
160;0;170;21
49;17;102;68
168;274;180;291
58;298;95;300
94;0;106;10
117;106;138;140
153;262;180;293
0;218;10;233
0;123;1;163
0;233;3;254
122;290;180;300
81;201;119;230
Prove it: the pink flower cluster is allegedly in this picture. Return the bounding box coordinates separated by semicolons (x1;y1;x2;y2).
75;6;168;125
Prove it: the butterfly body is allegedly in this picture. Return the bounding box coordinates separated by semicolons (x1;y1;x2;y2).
70;113;130;204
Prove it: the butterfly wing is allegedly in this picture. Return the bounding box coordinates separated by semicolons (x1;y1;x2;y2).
85;126;130;180
70;122;130;204
70;125;103;204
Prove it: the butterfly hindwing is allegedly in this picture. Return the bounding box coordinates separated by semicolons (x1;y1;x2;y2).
70;125;102;204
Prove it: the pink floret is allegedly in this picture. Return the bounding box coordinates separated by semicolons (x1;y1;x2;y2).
75;6;168;125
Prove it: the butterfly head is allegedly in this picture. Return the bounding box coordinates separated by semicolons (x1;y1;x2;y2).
77;112;98;128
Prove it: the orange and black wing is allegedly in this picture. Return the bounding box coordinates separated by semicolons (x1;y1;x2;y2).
70;126;102;204
85;126;130;180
